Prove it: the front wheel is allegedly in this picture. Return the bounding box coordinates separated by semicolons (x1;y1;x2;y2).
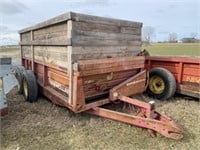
146;67;176;100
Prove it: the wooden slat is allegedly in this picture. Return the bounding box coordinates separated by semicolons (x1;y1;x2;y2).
72;21;141;34
21;32;31;42
20;38;71;46
19;12;71;33
80;63;144;76
72;46;140;55
71;46;141;62
72;51;140;62
48;70;69;86
34;46;68;68
33;22;67;35
70;12;142;28
34;31;68;40
82;70;138;85
84;77;130;92
78;56;145;71
72;37;141;46
72;30;141;40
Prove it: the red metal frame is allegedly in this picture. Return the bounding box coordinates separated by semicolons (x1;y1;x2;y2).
87;99;182;140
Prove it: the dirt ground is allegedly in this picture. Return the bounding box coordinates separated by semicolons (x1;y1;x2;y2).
1;88;200;150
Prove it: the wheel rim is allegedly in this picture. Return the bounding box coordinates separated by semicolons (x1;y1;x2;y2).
23;79;28;98
149;75;165;94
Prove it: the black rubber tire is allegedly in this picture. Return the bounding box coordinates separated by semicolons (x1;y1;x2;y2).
22;70;38;102
13;66;25;94
147;67;176;100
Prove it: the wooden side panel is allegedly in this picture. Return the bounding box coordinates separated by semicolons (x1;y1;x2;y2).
21;32;31;42
77;56;145;98
22;46;32;59
71;46;140;62
34;46;68;68
83;69;139;98
70;17;142;61
33;22;68;43
47;67;70;96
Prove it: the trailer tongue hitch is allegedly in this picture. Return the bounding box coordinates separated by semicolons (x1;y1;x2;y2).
87;70;183;140
87;96;183;140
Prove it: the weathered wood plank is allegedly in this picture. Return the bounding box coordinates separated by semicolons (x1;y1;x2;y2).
71;46;141;62
21;32;31;42
72;38;141;46
33;22;67;36
79;63;144;77
72;30;141;40
34;31;68;40
72;21;141;34
84;77;128;92
82;70;138;86
19;12;71;33
72;51;140;62
79;59;144;71
72;46;141;54
78;56;145;70
34;46;68;68
20;38;71;46
48;70;69;86
70;12;142;28
22;46;32;58
48;67;69;77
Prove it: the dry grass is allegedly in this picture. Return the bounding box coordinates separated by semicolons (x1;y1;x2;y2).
0;46;20;59
1;88;200;150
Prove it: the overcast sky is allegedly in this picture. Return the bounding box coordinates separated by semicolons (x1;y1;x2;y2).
0;0;199;45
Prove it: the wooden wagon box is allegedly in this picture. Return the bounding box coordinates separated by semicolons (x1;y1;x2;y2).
19;12;144;112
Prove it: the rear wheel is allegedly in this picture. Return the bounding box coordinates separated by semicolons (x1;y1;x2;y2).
147;67;176;100
23;70;38;102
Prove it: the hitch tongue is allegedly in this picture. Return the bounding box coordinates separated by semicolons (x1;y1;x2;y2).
117;95;183;140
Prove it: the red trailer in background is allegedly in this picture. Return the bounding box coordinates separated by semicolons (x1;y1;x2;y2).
145;56;200;99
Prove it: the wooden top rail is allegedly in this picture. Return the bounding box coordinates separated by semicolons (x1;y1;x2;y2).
75;56;145;77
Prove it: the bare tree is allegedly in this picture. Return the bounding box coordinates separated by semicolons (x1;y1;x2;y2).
168;32;178;43
190;32;198;38
142;26;155;43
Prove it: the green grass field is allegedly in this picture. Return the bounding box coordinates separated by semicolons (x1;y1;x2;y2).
142;43;200;57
